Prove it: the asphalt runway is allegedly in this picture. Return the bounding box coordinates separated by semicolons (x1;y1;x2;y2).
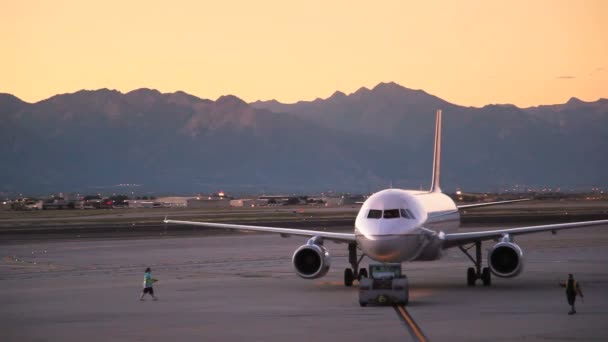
1;224;608;341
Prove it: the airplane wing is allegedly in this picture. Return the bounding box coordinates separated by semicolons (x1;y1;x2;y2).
163;218;356;242
442;219;608;248
427;199;531;220
456;198;531;210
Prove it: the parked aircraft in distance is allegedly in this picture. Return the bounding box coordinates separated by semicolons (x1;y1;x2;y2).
165;110;608;290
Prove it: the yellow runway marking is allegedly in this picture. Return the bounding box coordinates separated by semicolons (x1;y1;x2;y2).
394;305;428;342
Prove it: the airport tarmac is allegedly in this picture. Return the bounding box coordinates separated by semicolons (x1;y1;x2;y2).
1;224;608;341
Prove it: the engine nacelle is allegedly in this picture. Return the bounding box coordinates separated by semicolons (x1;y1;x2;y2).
292;242;331;279
488;241;524;278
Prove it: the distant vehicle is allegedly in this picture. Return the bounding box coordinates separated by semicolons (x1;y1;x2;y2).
359;263;408;306
24;199;42;210
165;110;608;301
11;198;43;210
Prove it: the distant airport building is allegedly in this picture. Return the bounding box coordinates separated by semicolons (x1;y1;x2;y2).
319;194;366;207
187;198;231;209
125;200;163;208
257;195;303;205
319;196;341;207
42;198;71;210
154;197;194;207
230;198;268;207
11;198;44;210
340;194;366;205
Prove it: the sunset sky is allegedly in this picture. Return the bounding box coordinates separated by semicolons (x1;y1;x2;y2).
2;0;606;107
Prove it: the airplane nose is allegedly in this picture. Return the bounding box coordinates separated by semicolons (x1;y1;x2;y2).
358;234;425;262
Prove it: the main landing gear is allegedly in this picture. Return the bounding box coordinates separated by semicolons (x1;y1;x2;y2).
344;242;367;286
459;241;491;286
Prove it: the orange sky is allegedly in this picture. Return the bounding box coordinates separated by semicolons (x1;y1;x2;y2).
1;0;606;107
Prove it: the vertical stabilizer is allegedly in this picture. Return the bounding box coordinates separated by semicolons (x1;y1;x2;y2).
430;110;442;193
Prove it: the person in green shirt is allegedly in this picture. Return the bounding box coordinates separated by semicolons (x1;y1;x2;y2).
140;267;158;301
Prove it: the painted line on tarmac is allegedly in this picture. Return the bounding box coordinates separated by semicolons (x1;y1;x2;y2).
393;305;428;342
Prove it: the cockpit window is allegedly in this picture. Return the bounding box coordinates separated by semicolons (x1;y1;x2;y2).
369;208;415;219
406;209;416;219
383;209;400;219
367;209;382;219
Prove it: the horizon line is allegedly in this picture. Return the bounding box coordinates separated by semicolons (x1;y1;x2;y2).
2;81;607;110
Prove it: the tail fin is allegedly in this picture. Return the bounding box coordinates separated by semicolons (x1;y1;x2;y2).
430;109;442;193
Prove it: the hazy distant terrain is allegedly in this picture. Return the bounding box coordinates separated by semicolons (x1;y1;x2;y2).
1;82;607;194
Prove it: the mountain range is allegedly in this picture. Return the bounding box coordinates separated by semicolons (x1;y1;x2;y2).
1;82;607;195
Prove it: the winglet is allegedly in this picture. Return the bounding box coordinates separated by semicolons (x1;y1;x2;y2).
430;109;442;193
163;216;169;224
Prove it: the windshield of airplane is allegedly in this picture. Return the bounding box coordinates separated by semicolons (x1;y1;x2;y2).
367;209;382;219
383;209;400;219
404;208;416;219
368;208;414;219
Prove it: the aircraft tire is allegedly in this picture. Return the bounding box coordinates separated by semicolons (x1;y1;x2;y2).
482;267;492;286
359;268;368;279
344;268;354;287
467;267;476;286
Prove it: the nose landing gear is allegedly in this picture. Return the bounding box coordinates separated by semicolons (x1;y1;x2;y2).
460;241;492;286
344;242;367;286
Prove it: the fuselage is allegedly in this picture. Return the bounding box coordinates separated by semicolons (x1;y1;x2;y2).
355;189;460;262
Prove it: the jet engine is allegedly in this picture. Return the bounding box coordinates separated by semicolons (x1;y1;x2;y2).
292;238;331;279
488;241;524;278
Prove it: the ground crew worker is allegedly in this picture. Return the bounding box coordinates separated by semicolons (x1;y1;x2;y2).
559;274;583;314
140;267;158;301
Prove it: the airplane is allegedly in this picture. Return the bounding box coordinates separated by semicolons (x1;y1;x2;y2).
164;110;608;288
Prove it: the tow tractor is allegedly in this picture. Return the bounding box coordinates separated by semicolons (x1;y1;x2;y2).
358;263;408;306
